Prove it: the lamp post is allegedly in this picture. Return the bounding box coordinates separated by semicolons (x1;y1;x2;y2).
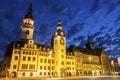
89;56;91;76
49;50;53;78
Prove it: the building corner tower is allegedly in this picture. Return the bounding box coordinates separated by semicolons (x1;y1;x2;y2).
21;4;34;40
53;20;66;77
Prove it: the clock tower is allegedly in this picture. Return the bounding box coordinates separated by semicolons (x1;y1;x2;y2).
21;4;34;40
53;20;66;77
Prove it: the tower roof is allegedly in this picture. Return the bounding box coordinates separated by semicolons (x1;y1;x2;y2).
24;3;34;20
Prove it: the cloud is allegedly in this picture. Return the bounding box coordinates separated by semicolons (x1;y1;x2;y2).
66;23;85;39
90;0;101;13
114;15;120;23
73;35;85;41
106;3;116;15
78;39;86;48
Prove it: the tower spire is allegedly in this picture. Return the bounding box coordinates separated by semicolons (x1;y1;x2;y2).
24;3;34;20
87;35;91;43
86;35;94;49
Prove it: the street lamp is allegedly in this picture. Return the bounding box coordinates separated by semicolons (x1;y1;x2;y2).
49;50;53;77
89;56;91;76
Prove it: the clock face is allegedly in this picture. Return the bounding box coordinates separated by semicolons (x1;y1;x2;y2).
60;38;64;45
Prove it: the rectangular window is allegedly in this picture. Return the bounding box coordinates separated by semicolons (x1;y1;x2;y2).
44;72;46;75
23;56;26;61
40;59;43;63
48;66;50;70
13;65;17;69
29;65;35;69
61;49;64;52
48;72;50;75
52;67;54;70
39;72;42;75
18;51;20;54
40;66;42;70
14;50;17;54
48;60;50;63
61;61;64;65
33;57;36;61
28;57;31;61
22;64;28;69
72;62;74;65
52;60;54;64
44;59;46;63
61;55;64;58
44;66;46;70
14;56;18;60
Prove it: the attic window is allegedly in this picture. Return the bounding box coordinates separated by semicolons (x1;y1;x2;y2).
17;44;20;48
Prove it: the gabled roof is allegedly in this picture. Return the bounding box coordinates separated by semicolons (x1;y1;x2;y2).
4;39;52;57
67;45;102;56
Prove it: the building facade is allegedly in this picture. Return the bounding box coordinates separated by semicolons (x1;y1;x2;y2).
0;4;111;78
110;58;119;75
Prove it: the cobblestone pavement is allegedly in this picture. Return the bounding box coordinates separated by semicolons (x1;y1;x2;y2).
0;76;120;80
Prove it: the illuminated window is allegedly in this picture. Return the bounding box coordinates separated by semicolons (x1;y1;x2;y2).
14;56;18;60
13;65;17;69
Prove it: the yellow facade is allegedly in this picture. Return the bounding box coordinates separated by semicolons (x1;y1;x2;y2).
0;4;111;78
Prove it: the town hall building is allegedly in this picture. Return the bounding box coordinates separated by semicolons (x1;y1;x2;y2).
0;4;111;78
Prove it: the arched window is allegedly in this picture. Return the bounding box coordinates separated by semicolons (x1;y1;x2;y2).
22;72;25;76
30;72;33;76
